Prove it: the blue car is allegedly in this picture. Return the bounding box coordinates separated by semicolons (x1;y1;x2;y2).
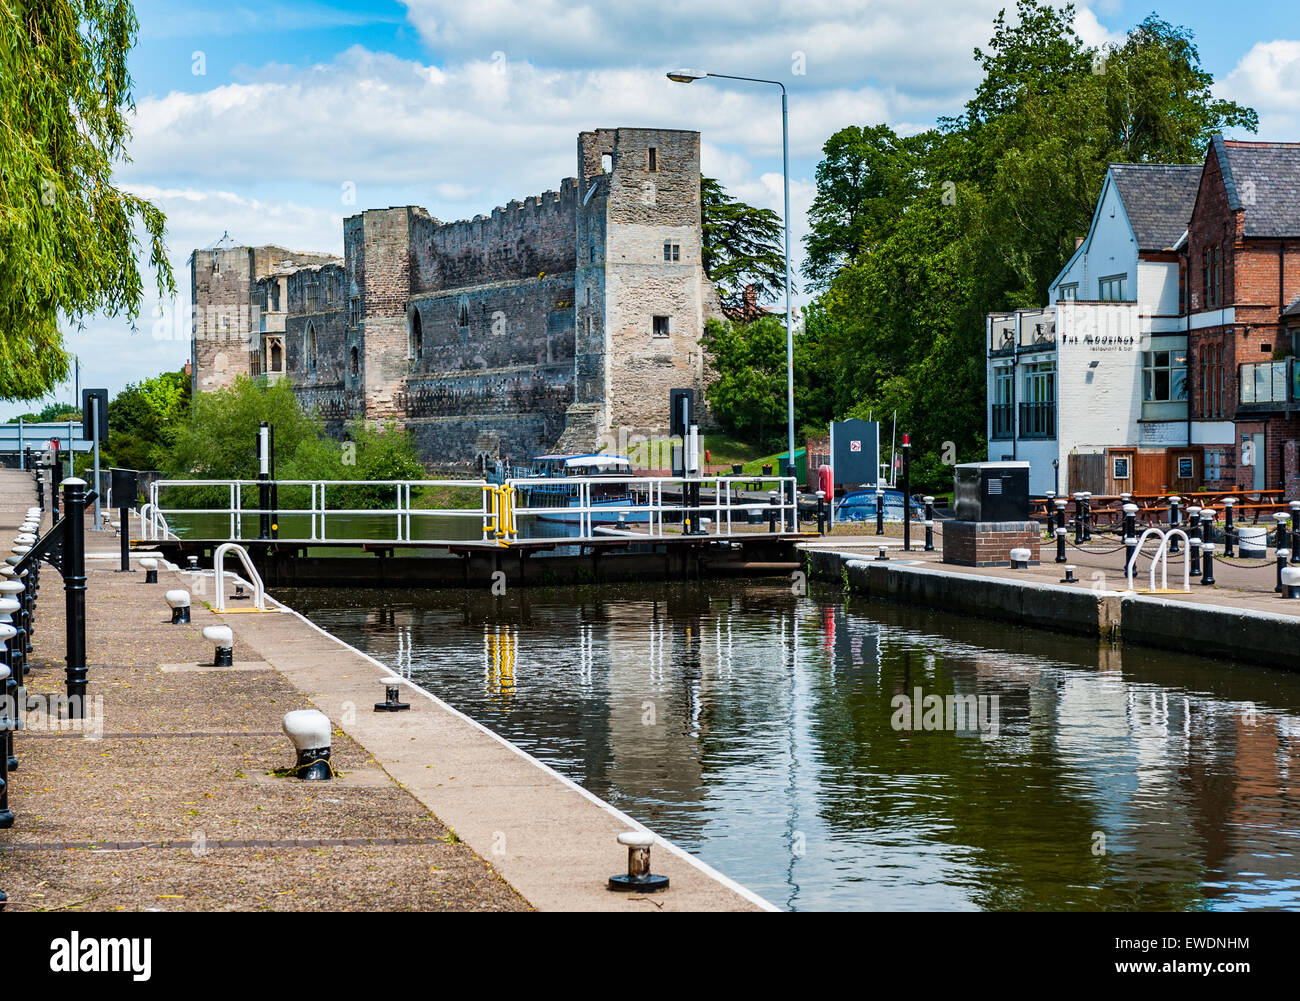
834;488;927;523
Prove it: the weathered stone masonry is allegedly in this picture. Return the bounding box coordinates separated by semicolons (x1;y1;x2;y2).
190;127;720;467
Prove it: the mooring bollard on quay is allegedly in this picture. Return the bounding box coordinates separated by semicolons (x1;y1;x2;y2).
10;478;93;719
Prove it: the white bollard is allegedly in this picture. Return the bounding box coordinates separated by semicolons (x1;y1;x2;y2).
201;625;234;666
164;589;191;624
281;709;332;780
1010;547;1031;569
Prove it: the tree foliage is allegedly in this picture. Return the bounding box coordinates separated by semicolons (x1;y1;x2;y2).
0;0;172;399
700;316;787;445
700;176;786;319
794;1;1256;488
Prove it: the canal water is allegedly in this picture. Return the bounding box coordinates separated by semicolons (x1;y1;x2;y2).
282;580;1300;911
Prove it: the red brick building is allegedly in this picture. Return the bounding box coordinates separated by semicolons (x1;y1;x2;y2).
1182;136;1300;491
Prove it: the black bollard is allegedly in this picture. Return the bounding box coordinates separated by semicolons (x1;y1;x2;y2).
1168;496;1181;554
1122;503;1138;572
1223;498;1237;558
875;487;884;536
1201;510;1216;564
62;478;89;719
1187;506;1202;578
1055;527;1067;563
1201;541;1216;586
1045;491;1056;534
1291;502;1300;564
1276;548;1291;594
1082;493;1093;542
1073;493;1085;545
923;495;935;552
0;663;12;829
767;491;778;534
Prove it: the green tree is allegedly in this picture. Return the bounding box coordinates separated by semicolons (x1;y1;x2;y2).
99;368;190;470
802;125;934;290
0;1;173;399
700;176;786;319
701;316;787;445
797;1;1257;489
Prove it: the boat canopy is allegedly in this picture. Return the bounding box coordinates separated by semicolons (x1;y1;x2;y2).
533;453;634;472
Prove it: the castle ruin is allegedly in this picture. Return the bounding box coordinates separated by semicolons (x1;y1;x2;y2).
190;127;720;467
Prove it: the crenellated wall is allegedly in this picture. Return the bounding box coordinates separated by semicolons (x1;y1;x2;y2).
192;127;717;469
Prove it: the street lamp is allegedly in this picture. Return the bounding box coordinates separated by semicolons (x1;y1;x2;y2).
668;68;795;516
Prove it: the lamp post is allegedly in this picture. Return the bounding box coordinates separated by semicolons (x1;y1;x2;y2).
668;68;795;497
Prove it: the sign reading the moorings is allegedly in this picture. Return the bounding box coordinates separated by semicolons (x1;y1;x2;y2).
829;418;879;485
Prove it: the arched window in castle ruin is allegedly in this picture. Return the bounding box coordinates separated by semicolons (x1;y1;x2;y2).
457;298;470;330
270;339;282;373
350;345;359;377
305;322;317;371
409;310;423;360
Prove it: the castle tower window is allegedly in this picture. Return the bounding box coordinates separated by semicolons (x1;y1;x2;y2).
653;315;672;338
306;322;317;371
270;338;282;373
350;345;359;377
458;299;470;329
409;310;424;360
602;153;613;174
647;147;657;172
663;242;680;262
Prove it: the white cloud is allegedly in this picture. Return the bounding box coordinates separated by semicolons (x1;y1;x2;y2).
1219;40;1300;140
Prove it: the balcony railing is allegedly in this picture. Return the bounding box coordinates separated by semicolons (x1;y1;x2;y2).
1019;402;1056;439
1239;360;1291;406
990;403;1014;440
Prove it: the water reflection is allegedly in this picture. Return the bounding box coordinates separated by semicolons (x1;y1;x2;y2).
283;581;1300;911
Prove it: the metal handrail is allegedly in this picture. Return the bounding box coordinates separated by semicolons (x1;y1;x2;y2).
212;543;267;611
146;474;800;545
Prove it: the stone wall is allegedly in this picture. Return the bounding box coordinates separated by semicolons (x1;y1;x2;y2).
192;127;712;468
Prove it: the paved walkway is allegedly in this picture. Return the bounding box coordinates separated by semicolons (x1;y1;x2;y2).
0;470;764;911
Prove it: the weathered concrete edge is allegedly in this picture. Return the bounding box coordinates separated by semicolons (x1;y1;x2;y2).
805;549;1118;639
806;549;1298;669
258;586;781;912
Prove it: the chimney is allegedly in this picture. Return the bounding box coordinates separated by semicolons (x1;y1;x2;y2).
742;284;758;317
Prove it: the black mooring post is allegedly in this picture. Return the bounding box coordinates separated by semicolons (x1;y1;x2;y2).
923;495;935;552
1223;499;1236;558
63;478;88;719
1074;493;1084;545
901;436;912;552
875;487;884;536
117;505;131;572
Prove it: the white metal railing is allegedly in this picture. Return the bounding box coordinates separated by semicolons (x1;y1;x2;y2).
147;478;493;543
145;475;800;545
213;542;267;611
506;474;798;542
1125;527;1191;592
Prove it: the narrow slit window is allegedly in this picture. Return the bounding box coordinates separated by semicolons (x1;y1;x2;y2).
647;147;658;172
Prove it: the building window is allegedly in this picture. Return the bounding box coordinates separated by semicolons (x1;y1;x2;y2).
990;366;1014;439
1020;361;1055;439
270;338;283;373
1058;283;1077;301
1098;274;1127;301
1112;455;1130;480
1240;360;1288;404
305;323;317;372
663;242;680;262
457;299;470;329
408;310;423;360
348;296;358;328
652;315;671;337
647;147;658;172
349;345;359;377
1142;350;1187;402
1212;245;1222;307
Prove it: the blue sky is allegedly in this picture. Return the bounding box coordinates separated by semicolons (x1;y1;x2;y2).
13;0;1300;417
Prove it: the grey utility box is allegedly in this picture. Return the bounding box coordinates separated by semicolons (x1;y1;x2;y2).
953;461;1030;522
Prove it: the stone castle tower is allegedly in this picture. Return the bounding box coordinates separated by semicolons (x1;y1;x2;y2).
190;127;720;466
